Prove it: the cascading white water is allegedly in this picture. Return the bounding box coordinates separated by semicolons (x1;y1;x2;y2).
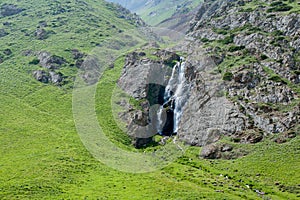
157;57;189;135
173;60;188;133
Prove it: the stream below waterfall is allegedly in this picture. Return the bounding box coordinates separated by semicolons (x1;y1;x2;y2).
157;57;190;136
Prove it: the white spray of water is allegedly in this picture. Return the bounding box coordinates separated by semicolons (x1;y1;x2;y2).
157;58;189;134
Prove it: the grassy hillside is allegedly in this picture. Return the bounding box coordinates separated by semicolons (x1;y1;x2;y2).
0;0;299;199
107;0;202;26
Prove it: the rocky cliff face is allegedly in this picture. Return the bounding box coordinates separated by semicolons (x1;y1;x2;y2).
117;0;300;150
181;0;300;147
117;48;181;147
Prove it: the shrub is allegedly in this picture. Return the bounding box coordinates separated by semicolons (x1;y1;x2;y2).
219;35;234;45
271;30;283;36
223;71;233;81
228;45;245;52
267;3;292;12
29;58;40;65
269;74;287;84
270;1;284;7
260;54;268;60
240;7;254;12
212;28;229;35
200;38;210;43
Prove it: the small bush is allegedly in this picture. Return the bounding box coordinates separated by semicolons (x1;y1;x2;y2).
212;28;228;35
228;45;245;52
269;74;287;84
270;1;284;7
260;54;268;60
240;7;254;12
200;38;210;43
223;71;233;81
267;4;292;12
29;58;40;65
271;30;283;36
293;70;300;75
219;35;234;45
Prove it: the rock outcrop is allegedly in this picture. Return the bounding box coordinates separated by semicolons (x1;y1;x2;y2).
32;51;67;85
176;0;300;147
38;51;66;69
117;50;181;147
32;70;63;85
117;0;299;149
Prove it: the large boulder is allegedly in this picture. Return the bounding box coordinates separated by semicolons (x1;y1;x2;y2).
200;143;234;159
200;144;221;159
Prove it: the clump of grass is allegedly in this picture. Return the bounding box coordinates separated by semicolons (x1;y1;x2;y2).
260;54;268;60
212;27;229;35
228;45;245;52
29;58;40;65
223;71;233;81
218;35;234;45
267;2;293;12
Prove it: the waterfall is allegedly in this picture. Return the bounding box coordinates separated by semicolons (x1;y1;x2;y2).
157;58;189;135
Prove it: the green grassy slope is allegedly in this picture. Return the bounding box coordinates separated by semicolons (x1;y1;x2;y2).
108;0;202;26
138;0;201;26
0;0;299;199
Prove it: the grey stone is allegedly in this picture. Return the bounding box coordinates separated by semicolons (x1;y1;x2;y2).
32;70;49;83
38;51;66;70
49;71;63;85
35;29;48;40
200;144;221;159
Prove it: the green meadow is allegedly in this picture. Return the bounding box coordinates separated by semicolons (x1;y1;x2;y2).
0;0;299;199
